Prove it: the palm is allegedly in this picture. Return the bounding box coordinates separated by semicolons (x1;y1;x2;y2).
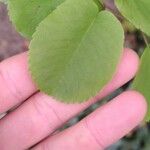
0;48;146;150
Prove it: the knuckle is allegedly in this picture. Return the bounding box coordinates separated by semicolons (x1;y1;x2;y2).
83;118;105;150
31;94;62;129
0;65;22;100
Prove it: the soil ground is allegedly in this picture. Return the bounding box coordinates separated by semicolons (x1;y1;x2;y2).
0;3;27;61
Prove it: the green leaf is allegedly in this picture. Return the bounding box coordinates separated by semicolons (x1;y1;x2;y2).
115;0;150;36
29;0;124;103
7;0;103;39
7;0;65;38
93;0;104;10
132;46;150;121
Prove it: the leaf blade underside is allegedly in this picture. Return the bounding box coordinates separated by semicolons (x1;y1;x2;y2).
115;0;150;36
8;0;65;38
29;0;124;103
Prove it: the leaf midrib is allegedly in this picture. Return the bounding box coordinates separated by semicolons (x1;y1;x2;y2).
51;13;99;94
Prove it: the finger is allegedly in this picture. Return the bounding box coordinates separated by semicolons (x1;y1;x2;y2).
79;48;139;107
0;48;138;114
33;91;147;150
0;49;139;150
96;48;139;99
0;52;37;113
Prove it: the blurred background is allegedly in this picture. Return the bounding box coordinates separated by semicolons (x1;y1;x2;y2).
0;0;150;149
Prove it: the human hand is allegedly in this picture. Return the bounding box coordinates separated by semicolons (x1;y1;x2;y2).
0;48;147;150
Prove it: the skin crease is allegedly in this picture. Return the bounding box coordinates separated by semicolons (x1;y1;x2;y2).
0;48;147;150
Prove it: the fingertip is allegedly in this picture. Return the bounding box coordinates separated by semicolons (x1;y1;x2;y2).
122;48;140;77
95;48;140;100
82;90;147;148
123;90;147;122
